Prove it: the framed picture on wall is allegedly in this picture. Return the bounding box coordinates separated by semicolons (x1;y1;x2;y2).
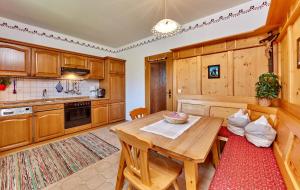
208;65;220;79
297;38;300;69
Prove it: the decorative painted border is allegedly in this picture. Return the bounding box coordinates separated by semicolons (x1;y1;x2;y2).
0;1;270;54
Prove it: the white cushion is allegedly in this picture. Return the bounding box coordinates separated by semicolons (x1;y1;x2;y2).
245;116;276;147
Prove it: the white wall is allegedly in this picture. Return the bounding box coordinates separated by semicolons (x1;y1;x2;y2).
0;17;116;57
117;0;270;119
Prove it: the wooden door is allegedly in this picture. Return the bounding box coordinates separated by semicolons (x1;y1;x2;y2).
34;109;64;142
150;61;167;113
89;58;105;79
0;114;32;151
110;74;125;103
31;48;61;77
109;59;125;74
92;104;108;127
145;52;173;113
233;46;268;97
0;42;31;76
61;53;88;69
109;102;125;122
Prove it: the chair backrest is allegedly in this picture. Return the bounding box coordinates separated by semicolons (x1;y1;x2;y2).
116;130;153;186
130;108;149;120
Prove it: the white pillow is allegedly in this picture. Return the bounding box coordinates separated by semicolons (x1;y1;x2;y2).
226;109;250;136
245;116;276;147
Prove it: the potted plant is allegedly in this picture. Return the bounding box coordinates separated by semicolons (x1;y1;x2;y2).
0;77;11;91
256;73;281;107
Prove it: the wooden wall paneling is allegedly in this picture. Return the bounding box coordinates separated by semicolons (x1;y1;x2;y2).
166;56;173;111
233;46;269;97
173;47;202;59
235;36;264;49
0;42;31;76
286;136;300;189
201;52;230;95
210;106;240;125
202;42;226;55
226;40;236;50
279;34;291;102
227;51;234;96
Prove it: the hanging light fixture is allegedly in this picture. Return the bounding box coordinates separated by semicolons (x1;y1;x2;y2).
151;0;181;38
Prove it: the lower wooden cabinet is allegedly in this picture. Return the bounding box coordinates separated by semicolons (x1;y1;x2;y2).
34;109;64;142
92;104;108;127
0;114;32;151
109;102;125;123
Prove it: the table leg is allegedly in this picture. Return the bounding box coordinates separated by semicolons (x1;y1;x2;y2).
212;140;219;168
115;150;126;190
184;160;199;190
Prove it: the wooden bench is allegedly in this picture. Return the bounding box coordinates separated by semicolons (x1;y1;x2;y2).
177;99;300;189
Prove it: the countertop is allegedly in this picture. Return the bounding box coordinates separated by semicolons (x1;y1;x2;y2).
0;96;109;109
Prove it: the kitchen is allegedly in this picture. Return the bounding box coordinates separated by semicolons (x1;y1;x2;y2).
0;38;126;152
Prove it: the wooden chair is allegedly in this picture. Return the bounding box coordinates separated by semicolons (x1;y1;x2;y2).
130;108;149;120
116;130;182;190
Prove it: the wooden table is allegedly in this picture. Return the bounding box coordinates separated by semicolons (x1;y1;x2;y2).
111;111;223;190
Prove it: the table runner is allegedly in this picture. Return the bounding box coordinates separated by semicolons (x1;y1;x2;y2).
140;115;201;139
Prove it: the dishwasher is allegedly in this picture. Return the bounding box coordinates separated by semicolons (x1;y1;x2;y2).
0;107;33;151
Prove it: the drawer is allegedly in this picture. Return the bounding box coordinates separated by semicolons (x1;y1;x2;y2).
33;104;64;112
92;99;109;107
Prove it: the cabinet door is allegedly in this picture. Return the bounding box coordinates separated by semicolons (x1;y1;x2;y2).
92;104;108;127
0;42;31;76
61;53;88;69
0;115;32;151
109;59;125;74
32;48;61;77
89;58;105;79
110;74;125;102
34;109;64;142
109;102;125;123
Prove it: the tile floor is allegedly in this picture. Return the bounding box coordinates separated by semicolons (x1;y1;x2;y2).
44;126;215;190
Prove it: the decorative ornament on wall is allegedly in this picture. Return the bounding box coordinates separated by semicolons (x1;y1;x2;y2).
151;0;181;38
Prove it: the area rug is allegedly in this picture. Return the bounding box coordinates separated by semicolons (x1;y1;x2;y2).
0;133;119;190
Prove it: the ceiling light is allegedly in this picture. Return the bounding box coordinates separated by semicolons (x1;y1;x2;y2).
152;0;181;38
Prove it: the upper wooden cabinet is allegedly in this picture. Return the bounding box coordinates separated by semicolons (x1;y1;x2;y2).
61;53;88;69
31;48;61;78
0;114;32;152
0;42;31;76
109;59;125;74
89;58;105;79
110;74;125;102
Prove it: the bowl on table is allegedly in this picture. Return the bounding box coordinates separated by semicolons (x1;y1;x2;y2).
163;112;189;124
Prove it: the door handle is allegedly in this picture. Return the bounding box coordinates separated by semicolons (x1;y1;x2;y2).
168;89;172;98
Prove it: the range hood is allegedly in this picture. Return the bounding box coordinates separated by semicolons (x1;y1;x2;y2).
61;67;90;76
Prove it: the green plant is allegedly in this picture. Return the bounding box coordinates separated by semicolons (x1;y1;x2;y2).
256;73;281;99
0;77;11;86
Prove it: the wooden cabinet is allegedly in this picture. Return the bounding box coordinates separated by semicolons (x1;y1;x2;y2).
89;58;105;79
110;74;125;102
0;42;31;76
109;59;125;74
0;114;32;151
31;48;61;78
61;53;88;69
109;102;125;123
34;108;64;142
92;103;108;127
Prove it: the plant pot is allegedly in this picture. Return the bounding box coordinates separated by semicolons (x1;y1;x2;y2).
258;98;272;107
0;84;6;91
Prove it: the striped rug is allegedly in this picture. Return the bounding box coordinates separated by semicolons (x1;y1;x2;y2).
0;133;119;190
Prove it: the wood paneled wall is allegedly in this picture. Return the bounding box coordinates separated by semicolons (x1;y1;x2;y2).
172;35;269;110
278;0;300;106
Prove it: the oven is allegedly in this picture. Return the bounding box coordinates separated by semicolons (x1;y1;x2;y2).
64;101;91;129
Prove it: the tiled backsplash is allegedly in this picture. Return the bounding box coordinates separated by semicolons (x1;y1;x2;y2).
0;78;99;101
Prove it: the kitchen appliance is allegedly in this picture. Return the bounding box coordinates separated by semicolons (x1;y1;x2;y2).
97;88;106;98
64;101;91;129
0;107;32;117
61;67;90;76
